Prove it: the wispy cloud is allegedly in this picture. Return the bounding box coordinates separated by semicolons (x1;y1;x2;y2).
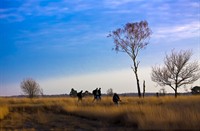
0;0;101;22
103;0;143;8
153;21;200;41
0;13;24;22
103;9;133;14
0;0;70;22
14;21;108;51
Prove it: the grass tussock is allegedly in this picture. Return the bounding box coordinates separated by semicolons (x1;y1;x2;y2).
0;105;9;120
0;95;200;130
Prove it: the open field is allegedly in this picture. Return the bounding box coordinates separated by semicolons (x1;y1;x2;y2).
0;95;200;130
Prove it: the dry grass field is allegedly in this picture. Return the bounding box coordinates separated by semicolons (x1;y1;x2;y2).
0;95;200;130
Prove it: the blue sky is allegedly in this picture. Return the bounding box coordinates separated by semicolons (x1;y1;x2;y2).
0;0;199;96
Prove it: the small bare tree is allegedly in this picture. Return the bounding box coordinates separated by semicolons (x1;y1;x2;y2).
151;50;200;98
20;78;42;98
107;88;113;96
108;20;152;97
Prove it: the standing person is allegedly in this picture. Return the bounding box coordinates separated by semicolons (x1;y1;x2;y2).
113;93;121;105
77;90;83;102
92;88;98;102
98;88;101;100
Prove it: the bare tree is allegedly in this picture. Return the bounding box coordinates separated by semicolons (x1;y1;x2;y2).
108;20;152;97
107;88;113;96
20;78;42;98
151;50;200;98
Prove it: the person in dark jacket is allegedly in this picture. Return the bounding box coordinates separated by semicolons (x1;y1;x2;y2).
113;93;120;105
97;88;101;100
77;90;83;102
92;88;98;102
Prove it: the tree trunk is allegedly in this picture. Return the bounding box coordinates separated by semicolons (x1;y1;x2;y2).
175;88;177;98
174;79;178;98
143;80;145;98
134;71;141;97
132;58;141;98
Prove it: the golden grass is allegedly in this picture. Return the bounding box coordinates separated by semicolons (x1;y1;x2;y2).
0;95;200;130
62;96;200;130
0;105;9;120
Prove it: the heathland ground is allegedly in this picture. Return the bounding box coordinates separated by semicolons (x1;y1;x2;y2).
0;95;200;130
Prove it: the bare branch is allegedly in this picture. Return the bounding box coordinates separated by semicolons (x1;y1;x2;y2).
151;50;200;97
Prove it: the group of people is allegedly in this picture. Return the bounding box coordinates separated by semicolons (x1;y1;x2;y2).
76;88;121;105
92;88;101;101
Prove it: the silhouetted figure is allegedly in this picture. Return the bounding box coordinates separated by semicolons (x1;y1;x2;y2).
70;88;77;97
92;88;98;102
113;93;120;105
92;88;101;102
77;90;83;102
97;88;101;100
